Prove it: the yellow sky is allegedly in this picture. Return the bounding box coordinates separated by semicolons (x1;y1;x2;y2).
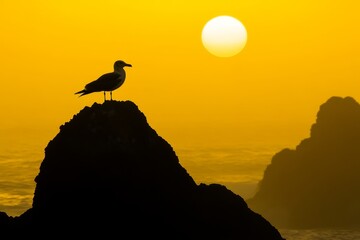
1;0;360;148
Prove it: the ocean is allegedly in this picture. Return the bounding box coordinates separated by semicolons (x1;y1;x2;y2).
0;129;51;216
279;229;360;240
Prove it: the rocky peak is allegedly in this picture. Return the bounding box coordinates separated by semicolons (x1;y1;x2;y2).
2;100;283;239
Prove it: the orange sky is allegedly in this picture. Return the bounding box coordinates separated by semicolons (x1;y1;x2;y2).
1;0;360;178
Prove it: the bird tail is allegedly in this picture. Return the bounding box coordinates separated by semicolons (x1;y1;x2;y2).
75;89;90;97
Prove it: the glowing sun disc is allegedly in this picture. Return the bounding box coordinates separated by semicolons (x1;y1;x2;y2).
202;16;247;57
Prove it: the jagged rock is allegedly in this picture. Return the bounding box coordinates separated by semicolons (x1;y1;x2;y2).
0;212;11;227
3;100;284;239
248;96;360;228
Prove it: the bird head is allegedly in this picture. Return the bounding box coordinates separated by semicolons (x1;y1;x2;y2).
114;60;132;70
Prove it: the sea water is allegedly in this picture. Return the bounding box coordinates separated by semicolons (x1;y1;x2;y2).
280;229;360;240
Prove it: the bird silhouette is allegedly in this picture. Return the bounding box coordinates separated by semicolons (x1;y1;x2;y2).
75;60;132;102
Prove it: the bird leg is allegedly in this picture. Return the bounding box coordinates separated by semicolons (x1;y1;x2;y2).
103;91;106;102
110;91;113;101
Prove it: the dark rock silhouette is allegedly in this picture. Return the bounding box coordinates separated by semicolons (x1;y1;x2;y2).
248;96;360;229
1;101;284;239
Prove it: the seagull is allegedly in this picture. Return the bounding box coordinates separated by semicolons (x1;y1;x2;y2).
75;60;132;101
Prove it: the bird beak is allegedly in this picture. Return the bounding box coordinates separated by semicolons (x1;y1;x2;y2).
125;63;132;67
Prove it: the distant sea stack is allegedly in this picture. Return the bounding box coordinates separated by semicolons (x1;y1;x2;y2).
248;96;360;229
1;100;284;239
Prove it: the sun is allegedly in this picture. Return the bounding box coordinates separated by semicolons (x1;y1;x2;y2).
202;16;247;58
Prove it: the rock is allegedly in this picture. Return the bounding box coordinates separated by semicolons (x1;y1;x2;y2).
0;211;11;227
3;100;284;239
248;96;360;229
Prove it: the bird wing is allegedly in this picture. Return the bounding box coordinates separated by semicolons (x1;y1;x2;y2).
85;72;121;92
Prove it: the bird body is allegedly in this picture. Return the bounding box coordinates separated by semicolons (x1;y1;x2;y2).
75;60;132;101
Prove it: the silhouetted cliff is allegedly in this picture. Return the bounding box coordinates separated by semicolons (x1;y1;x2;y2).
1;101;284;239
248;96;360;229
